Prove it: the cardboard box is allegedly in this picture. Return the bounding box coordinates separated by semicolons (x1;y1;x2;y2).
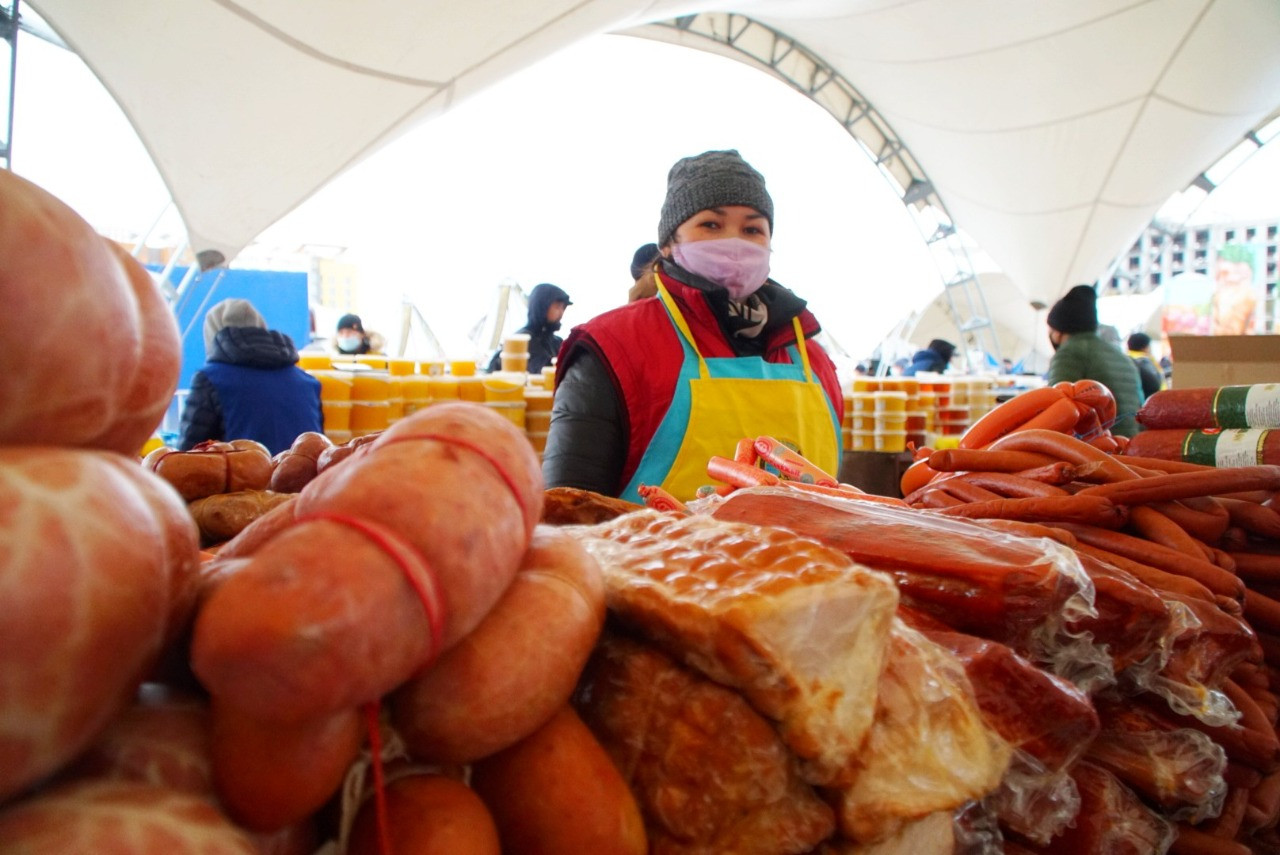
1169;334;1280;389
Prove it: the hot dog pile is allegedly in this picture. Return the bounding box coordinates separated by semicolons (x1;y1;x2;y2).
6;168;1280;855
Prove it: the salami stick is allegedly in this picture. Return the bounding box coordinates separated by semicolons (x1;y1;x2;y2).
1232;552;1280;585
932;494;1129;528
1072;542;1215;603
1080;465;1280;505
1128;505;1205;558
1058;524;1245;599
926;447;1058;473
954;471;1069;498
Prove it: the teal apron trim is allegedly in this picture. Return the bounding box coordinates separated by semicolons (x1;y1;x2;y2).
620;299;835;502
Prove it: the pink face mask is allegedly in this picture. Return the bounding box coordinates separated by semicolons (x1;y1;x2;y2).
672;237;772;301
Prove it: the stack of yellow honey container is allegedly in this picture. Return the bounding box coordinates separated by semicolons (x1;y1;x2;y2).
497;334;531;374
845;377;923;453
299;354;353;445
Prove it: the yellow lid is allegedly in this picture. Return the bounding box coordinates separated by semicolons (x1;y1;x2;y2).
450;360;477;377
356;354;388;370
298;353;332;370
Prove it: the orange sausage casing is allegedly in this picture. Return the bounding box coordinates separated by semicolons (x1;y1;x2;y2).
347;774;500;855
391;526;607;764
471;705;648;855
269;431;334;493
145;440;274;502
190;403;543;723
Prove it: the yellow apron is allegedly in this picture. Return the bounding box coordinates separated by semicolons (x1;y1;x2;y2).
621;280;841;503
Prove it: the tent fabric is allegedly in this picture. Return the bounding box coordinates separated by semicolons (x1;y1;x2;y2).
28;0;1280;310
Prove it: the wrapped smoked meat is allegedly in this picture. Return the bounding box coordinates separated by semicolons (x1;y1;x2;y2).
1009;760;1175;854
709;486;1116;692
573;509;900;788
1137;385;1280;430
1124;427;1280;466
1086;696;1227;823
575;632;835;854
1121;591;1259;727
897;606;1099;773
824;618;1011;845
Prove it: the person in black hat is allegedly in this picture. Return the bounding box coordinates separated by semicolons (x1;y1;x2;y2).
1126;331;1163;399
334;313;372;355
487;282;573;374
542;149;843;502
627;242;662;303
903;338;956;376
1045;284;1144;436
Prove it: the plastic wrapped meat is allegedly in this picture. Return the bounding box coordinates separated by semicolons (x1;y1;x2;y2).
708;487;1111;690
827;618;1012;844
1011;760;1175;855
574;510;900;787
898;606;1099;773
1086;696;1227;823
575;632;835;855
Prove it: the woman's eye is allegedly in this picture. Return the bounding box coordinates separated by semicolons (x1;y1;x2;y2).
698;220;721;230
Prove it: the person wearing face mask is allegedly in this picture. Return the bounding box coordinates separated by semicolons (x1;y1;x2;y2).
1044;284;1143;437
334;313;377;356
486;282;573;374
542;149;843;502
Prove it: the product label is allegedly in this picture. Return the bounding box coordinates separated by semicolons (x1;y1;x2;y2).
1212;384;1280;428
1245;384;1280;428
1182;428;1270;466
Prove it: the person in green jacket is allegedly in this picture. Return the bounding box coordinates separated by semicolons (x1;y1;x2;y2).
1045;284;1144;437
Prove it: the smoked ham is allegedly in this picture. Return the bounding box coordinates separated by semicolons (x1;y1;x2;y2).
826;619;1011;844
573;509;899;787
575;632;835;854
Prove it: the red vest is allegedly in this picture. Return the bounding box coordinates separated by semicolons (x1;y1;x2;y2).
557;272;844;491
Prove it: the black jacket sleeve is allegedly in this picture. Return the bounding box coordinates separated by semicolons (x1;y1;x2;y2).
178;371;224;450
541;349;626;496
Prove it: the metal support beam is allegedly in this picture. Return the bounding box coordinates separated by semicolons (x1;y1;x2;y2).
624;13;1000;368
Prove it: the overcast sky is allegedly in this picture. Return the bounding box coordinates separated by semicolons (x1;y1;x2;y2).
12;27;1279;369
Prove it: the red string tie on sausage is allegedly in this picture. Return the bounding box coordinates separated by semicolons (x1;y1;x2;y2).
293;510;446;855
375;431;533;523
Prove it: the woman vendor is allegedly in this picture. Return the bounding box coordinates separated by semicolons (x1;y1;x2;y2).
542;149;844;502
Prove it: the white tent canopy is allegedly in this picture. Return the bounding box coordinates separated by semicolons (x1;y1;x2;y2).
27;0;1280;313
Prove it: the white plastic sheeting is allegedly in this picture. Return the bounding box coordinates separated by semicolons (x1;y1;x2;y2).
27;0;1280;310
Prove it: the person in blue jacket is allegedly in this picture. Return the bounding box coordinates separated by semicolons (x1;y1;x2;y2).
902;338;956;376
179;298;323;455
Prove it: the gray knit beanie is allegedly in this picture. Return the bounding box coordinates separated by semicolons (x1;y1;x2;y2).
658;150;774;247
204;297;265;355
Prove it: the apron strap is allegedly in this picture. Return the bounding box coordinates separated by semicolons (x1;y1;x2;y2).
656;277;709;380
657;273;816;384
